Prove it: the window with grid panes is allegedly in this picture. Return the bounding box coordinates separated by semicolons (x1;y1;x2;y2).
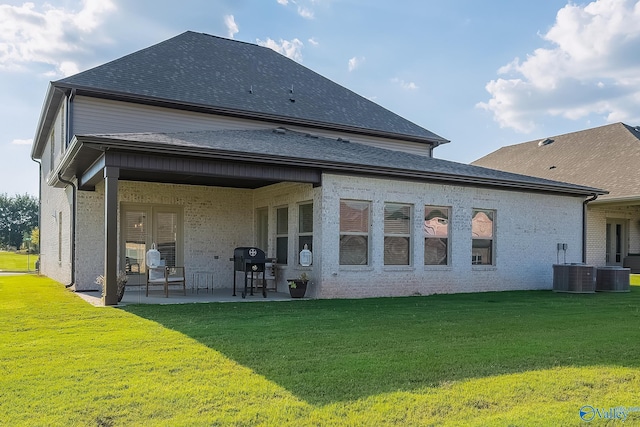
339;200;370;265
384;203;412;265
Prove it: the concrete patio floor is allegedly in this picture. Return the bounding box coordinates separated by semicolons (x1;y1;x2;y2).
76;285;295;307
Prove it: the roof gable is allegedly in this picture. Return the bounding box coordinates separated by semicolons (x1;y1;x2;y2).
472;122;640;200
54;31;447;145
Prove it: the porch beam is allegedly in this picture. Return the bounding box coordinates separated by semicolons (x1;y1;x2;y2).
102;166;119;306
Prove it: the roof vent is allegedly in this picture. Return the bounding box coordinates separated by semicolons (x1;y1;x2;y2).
273;128;286;134
305;133;318;139
538;138;554;147
634;126;640;132
549;165;557;170
337;137;350;143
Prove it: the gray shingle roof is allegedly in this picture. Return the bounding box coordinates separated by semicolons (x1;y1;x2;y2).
56;31;447;145
84;127;604;196
472;122;640;201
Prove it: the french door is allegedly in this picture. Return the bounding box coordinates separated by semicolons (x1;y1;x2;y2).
121;205;183;286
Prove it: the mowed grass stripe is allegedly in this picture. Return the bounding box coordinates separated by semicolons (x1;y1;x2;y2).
2;274;640;425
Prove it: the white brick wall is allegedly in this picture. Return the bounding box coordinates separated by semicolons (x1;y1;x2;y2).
38;104;73;286
48;172;592;299
315;173;584;298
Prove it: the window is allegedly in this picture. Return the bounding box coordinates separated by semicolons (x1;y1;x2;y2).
298;203;313;258
472;209;495;265
424;206;449;265
276;207;289;264
339;200;370;265
384;203;411;265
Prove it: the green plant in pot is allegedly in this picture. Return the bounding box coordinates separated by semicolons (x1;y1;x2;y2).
287;272;309;298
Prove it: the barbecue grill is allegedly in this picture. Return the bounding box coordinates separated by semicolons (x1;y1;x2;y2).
232;247;267;298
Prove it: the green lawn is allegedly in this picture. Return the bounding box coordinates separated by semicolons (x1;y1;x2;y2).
0;250;38;272
2;275;640;426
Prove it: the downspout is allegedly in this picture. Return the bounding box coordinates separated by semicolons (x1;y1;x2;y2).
57;174;76;288
582;194;598;264
57;91;76;289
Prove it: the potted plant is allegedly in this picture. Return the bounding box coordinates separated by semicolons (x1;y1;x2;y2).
96;271;128;302
287;272;309;298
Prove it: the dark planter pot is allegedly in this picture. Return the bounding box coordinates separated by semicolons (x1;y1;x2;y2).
288;280;308;298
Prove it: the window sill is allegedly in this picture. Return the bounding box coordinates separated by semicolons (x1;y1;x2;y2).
472;265;497;271
424;265;452;271
339;266;375;272
382;266;416;272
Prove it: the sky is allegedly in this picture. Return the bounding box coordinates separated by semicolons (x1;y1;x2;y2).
2;0;640;197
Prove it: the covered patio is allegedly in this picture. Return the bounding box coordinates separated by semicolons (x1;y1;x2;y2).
77;285;293;306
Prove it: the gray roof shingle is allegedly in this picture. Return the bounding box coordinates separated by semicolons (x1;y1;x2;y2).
472;122;640;201
83;127;605;196
56;31;447;145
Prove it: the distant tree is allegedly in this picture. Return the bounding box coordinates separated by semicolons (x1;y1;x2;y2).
0;193;39;250
30;227;40;254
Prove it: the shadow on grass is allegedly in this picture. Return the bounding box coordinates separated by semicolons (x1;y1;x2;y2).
123;288;640;406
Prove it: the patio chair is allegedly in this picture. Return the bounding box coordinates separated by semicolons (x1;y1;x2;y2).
250;259;278;292
146;264;186;297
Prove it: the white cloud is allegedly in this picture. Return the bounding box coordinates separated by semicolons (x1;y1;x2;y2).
224;14;239;39
0;0;116;74
257;37;304;62
297;6;314;19
391;77;419;90
479;0;640;132
277;0;318;19
348;56;365;72
308;37;319;46
11;138;32;146
0;0;115;70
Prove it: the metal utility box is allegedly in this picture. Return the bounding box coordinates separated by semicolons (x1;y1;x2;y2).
552;264;596;293
232;247;267;298
596;266;630;292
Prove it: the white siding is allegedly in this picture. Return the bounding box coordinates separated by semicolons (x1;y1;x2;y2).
72;96;433;157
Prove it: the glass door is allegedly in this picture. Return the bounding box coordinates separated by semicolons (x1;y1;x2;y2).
121;205;182;285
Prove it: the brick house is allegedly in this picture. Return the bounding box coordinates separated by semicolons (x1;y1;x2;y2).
30;31;603;305
473;122;640;270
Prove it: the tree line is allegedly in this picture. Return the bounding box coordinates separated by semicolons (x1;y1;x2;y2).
0;193;39;251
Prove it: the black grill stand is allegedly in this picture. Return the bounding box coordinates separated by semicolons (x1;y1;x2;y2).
232;247;267;298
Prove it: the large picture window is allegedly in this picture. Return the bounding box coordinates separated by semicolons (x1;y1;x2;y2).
472;209;495;265
339;200;370;265
424;206;449;265
384;203;412;265
276;207;289;264
298;203;313;257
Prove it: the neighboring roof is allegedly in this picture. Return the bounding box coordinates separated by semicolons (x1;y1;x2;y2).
472;122;640;202
64;128;605;197
33;31;448;158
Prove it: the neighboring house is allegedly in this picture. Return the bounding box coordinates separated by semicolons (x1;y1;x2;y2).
473;122;640;268
30;31;603;305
